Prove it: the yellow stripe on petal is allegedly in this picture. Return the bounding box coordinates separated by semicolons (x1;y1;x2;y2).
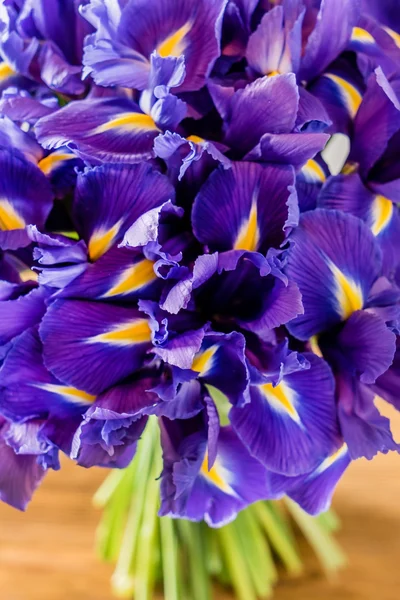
329;262;363;320
341;161;358;175
324;73;362;118
157;21;192;58
383;26;400;48
315;444;348;474
0;199;25;230
370;195;393;236
191;345;218;377
0;62;14;81
6;254;37;282
200;451;233;494
302;159;327;183
351;26;375;44
90;319;152;346
102;259;156;298
309;335;323;358
259;381;301;424
88;221;122;261
38;151;76;175
34;383;96;404
92;112;160;135
19;268;38;282
234;201;260;252
186;135;205;144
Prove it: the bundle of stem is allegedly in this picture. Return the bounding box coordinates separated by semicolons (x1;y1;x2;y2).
93;417;346;600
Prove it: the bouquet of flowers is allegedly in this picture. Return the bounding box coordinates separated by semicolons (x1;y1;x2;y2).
0;0;399;597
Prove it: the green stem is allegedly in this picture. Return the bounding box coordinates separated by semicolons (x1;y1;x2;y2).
252;502;303;576
160;517;180;600
95;464;137;562
203;523;223;578
111;417;158;597
235;509;275;597
316;510;341;533
134;452;162;600
217;523;258;600
285;499;346;576
93;469;126;509
178;520;212;600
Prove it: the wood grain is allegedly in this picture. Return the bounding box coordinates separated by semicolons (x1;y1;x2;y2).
1;404;399;600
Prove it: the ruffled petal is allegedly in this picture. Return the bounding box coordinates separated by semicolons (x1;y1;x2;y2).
160;423;277;527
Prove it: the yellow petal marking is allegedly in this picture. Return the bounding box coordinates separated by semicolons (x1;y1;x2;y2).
34;383;96;404
324;73;362;118
6;254;37;282
234;201;260;252
351;26;375;44
200;450;232;494
38;152;76;175
329;262;363;320
19;268;38;282
92;112;159;135
157;21;192;58
191;345;219;377
315;444;348;474
186;135;205;144
89;319;152;346
309;335;323;357
103;259;156;298
88;221;122;261
383;26;400;48
259;381;301;424
302;159;326;182
0;62;14;81
341;161;358;175
371;195;393;236
268;70;280;76
0;199;25;230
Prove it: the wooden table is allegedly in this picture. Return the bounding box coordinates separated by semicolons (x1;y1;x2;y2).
1;403;400;600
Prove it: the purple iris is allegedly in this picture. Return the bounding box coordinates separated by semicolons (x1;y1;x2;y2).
0;0;398;527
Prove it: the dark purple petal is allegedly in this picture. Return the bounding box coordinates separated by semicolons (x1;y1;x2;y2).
0;327;94;422
39;299;153;394
74;162;175;261
286;209;382;340
350;68;400;177
35;98;161;164
270;444;351;515
0;421;46;510
231;353;340;476
299;0;359;81
223;74;299;154
337;375;399;459
0;146;53;233
192;162;297;254
321;310;396;384
160;424;277;527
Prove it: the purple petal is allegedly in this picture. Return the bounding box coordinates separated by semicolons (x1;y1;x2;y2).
192;162;297;253
224;74;299;154
231;353;340;475
286;209;382;340
39;299;153;394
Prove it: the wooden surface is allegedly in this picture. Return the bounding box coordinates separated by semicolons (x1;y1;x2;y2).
1;404;400;600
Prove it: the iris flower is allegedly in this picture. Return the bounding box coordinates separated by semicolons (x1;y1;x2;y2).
0;0;398;528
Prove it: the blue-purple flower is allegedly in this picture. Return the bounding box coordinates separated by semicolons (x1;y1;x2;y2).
0;0;398;526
